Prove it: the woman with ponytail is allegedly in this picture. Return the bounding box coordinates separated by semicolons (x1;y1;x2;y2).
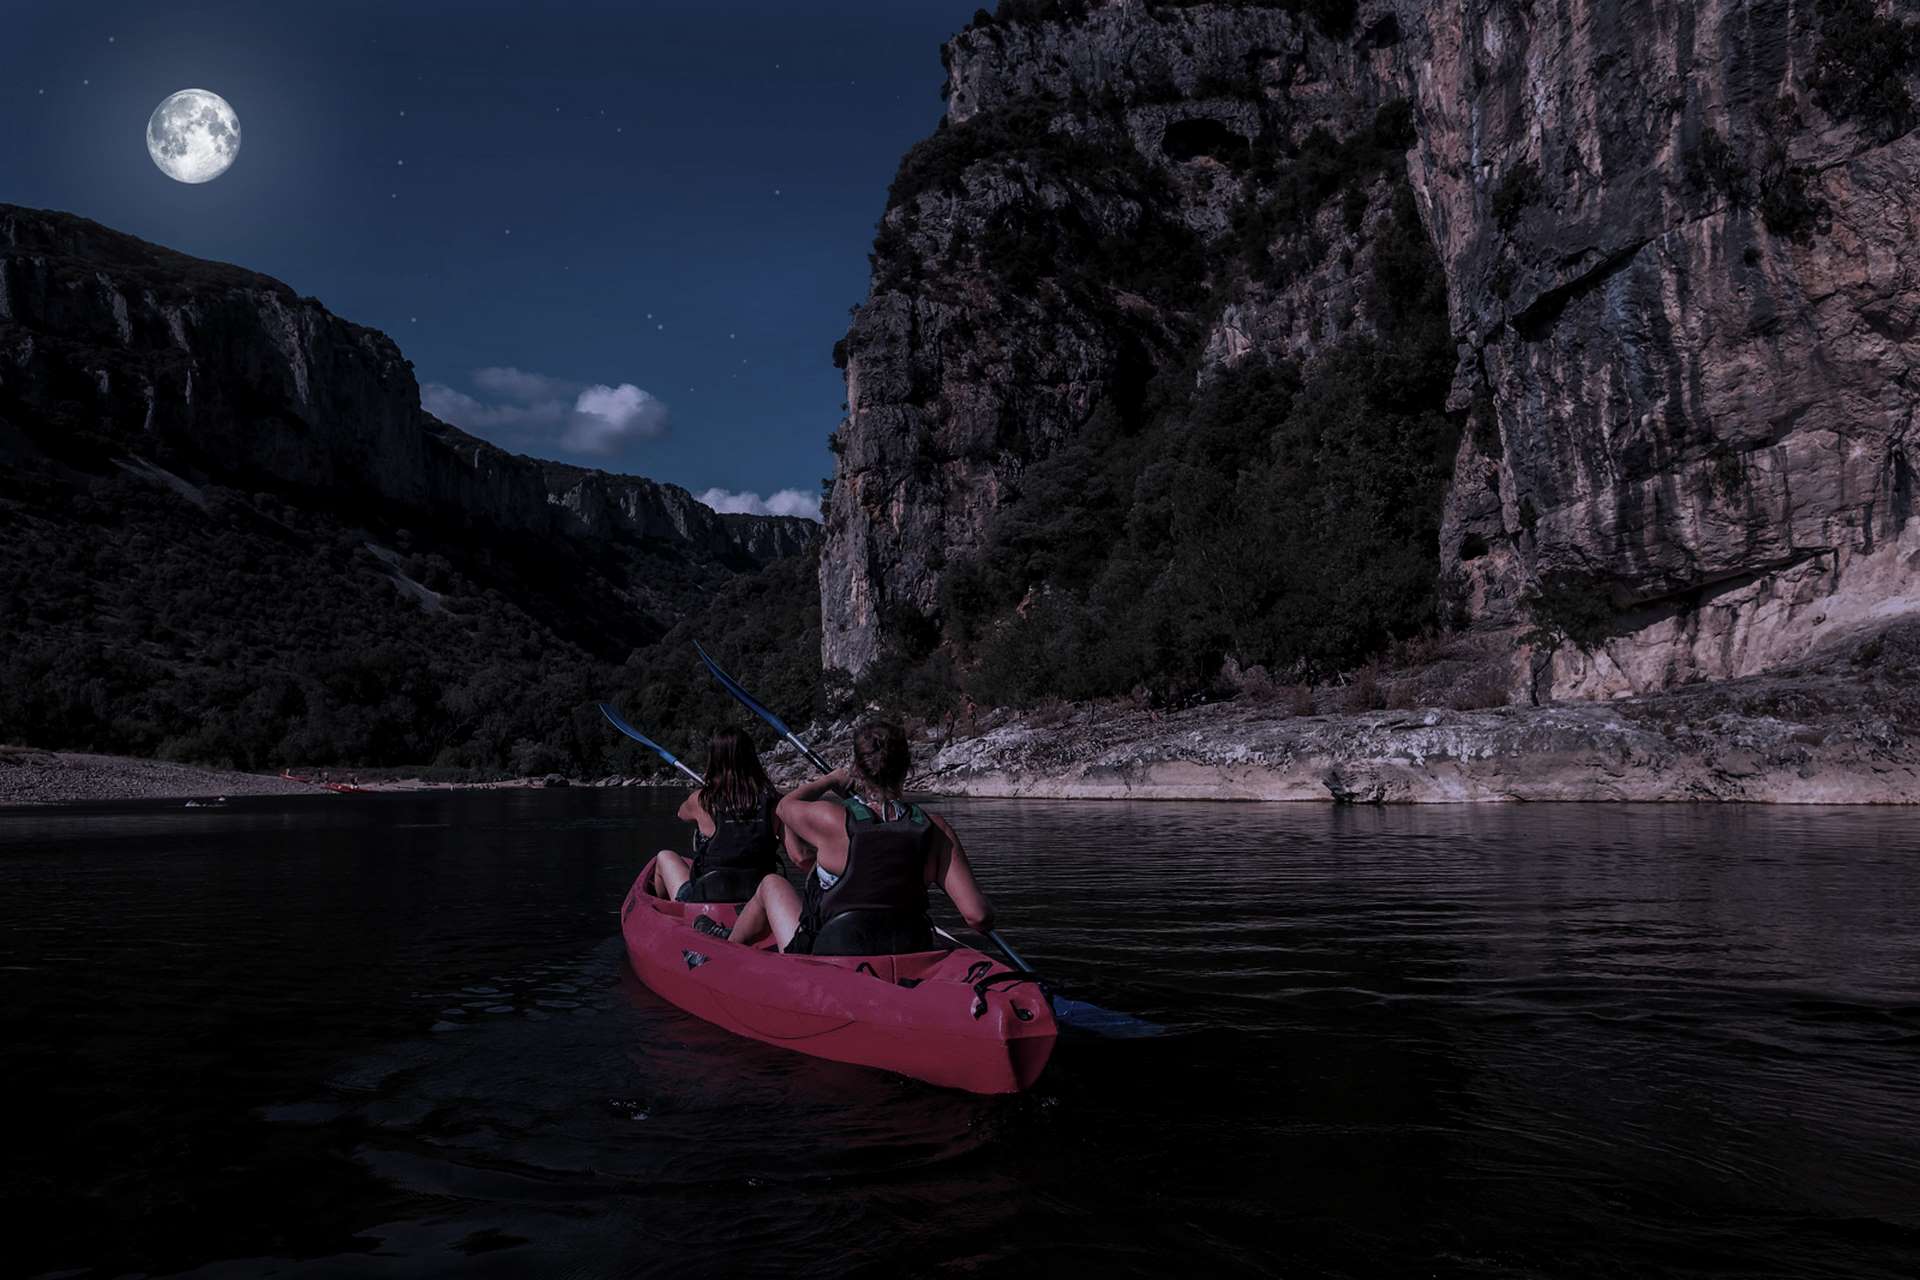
699;720;994;956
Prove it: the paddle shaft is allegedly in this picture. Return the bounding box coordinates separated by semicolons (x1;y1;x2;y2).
783;732;832;776
938;925;1035;977
987;930;1035;973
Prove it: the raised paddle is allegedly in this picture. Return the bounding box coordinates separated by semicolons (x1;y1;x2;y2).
597;702;705;785
691;641;832;774
689;641;1162;1038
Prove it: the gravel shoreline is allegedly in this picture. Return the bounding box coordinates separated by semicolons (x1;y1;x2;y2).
0;748;325;807
0;748;672;808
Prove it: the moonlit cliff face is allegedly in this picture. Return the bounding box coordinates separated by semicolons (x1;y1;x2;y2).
824;0;1920;703
0;203;816;568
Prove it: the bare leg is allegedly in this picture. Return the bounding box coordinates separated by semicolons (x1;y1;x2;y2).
729;874;804;949
654;850;692;900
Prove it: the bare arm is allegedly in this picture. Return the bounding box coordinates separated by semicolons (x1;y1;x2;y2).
929;815;994;933
778;767;848;809
675;789;704;824
777;768;853;862
772;792;814;870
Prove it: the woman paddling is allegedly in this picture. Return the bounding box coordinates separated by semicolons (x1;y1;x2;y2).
706;721;993;955
653;728;787;903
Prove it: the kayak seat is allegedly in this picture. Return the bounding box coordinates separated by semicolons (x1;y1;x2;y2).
809;909;934;958
678;868;765;904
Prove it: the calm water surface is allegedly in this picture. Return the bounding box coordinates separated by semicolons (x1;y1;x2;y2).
2;792;1917;1278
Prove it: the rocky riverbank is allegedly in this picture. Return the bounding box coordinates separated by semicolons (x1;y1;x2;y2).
9;624;1916;808
0;750;669;807
807;624;1920;805
0;748;706;808
0;749;322;806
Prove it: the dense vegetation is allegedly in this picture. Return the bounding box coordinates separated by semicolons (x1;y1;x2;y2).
0;451;822;777
1232;102;1416;284
1809;0;1918;141
860;91;1461;710
950;189;1455;706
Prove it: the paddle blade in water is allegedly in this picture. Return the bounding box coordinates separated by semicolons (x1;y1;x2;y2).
1051;996;1164;1038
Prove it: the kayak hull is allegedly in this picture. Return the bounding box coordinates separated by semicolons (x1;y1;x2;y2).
620;858;1056;1094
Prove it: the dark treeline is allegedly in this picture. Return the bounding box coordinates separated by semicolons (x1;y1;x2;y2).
0;452;823;779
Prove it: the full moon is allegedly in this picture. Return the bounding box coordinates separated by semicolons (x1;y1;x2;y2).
146;89;241;184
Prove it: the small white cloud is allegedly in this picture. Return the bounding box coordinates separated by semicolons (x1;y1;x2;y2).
420;382;480;422
562;383;669;454
473;365;580;403
423;368;668;458
697;486;822;522
422;381;564;430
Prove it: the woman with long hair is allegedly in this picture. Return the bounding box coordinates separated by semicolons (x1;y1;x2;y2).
698;719;994;955
653;727;786;903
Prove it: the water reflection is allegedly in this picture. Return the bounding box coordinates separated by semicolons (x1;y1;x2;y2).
1;793;1915;1277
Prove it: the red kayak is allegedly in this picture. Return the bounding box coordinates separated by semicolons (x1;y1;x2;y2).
620;856;1057;1094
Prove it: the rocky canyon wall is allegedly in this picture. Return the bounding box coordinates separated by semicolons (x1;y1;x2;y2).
1412;0;1920;697
0;204;813;566
824;0;1920;702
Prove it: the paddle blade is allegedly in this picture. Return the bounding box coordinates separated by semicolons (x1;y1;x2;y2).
1051;995;1165;1038
692;640;795;740
597;703;702;784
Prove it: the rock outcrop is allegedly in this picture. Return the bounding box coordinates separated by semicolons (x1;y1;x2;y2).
785;619;1920;805
823;0;1920;706
1417;0;1920;699
0;203;813;565
825;1;1406;674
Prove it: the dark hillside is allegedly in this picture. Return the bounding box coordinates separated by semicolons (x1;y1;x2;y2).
0;205;818;774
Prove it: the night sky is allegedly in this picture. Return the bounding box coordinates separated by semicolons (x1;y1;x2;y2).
3;1;972;518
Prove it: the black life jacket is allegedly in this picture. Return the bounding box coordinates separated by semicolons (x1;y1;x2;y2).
684;792;778;902
803;797;935;954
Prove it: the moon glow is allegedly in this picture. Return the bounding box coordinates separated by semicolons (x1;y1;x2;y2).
147;89;241;184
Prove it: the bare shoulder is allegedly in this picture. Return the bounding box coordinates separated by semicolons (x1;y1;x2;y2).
790;794;847;837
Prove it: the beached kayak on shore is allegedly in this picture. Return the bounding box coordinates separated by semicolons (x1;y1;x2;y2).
619;856;1057;1093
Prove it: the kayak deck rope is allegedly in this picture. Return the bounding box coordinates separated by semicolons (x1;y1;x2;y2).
970;968;1048;1020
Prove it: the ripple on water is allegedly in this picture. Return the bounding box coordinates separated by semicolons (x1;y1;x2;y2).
2;792;1917;1278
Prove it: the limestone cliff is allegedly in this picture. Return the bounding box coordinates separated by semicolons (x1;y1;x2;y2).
1412;0;1920;698
824;0;1920;706
825;0;1410;676
0;203;814;566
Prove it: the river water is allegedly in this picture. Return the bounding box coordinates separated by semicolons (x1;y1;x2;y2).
2;792;1916;1278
